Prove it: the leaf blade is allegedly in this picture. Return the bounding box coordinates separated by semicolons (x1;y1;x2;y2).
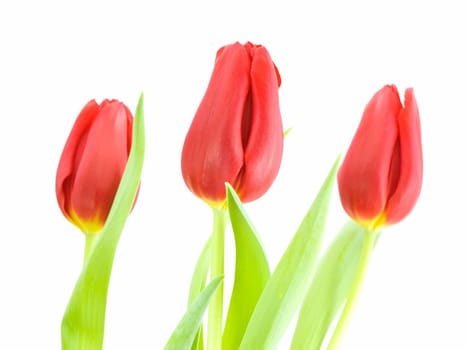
222;184;270;350
187;237;211;350
164;276;224;350
239;157;340;349
290;221;365;350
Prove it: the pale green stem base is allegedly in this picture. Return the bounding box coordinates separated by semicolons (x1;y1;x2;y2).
207;208;227;350
84;234;98;264
326;228;377;350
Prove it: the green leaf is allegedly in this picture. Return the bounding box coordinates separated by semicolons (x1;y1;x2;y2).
164;276;224;350
238;156;341;349
187;237;211;350
222;184;270;350
290;221;365;350
61;93;145;350
188;238;211;305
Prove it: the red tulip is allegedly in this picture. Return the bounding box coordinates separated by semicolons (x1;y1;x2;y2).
337;85;423;229
181;41;283;207
56;99;134;234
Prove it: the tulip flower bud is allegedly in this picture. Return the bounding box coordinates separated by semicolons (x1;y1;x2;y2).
56;99;134;234
181;41;283;207
338;85;423;229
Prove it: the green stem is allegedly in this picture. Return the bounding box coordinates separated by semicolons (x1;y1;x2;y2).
84;234;98;264
207;207;227;350
326;228;376;350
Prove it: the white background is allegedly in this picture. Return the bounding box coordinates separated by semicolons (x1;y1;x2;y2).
1;1;466;349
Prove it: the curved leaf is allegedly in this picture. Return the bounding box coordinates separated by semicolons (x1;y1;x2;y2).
188;238;211;305
187;237;211;350
239;156;340;349
164;276;224;350
291;221;365;350
222;183;270;350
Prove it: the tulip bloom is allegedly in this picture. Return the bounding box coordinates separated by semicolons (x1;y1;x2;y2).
181;42;283;206
338;85;423;229
56;99;134;234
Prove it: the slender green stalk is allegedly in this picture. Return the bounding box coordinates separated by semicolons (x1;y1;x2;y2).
84;234;98;263
207;207;227;350
326;227;376;350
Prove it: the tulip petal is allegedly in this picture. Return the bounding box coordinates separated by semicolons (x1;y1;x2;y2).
239;45;283;202
70;101;132;233
338;85;401;222
385;88;423;224
56;100;100;224
181;43;250;204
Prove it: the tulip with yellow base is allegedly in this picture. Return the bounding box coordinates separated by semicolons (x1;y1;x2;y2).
180;41;284;350
59;94;145;350
327;85;423;349
56;99;135;236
